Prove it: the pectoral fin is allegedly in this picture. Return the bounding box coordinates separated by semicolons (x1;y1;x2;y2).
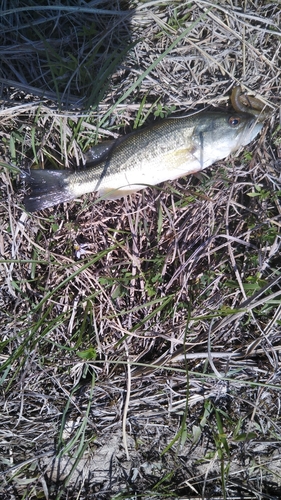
160;146;202;179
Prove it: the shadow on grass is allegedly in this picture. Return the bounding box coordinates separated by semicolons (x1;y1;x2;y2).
0;1;134;108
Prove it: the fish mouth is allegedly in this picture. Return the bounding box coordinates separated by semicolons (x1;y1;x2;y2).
240;116;263;146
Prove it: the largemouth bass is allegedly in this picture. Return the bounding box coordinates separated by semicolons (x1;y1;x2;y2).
23;111;263;212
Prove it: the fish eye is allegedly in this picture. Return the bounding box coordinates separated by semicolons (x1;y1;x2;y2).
229;116;241;127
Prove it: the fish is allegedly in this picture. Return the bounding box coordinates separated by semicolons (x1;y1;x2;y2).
22;110;263;212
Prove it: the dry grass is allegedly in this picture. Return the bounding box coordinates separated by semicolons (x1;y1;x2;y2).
1;1;281;499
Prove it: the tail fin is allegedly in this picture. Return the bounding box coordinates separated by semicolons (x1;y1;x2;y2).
22;169;74;212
